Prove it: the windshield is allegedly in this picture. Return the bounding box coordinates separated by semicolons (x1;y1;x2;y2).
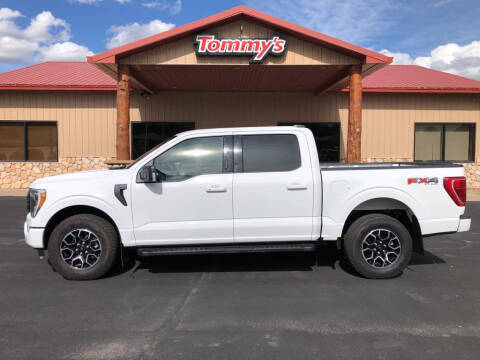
126;136;175;169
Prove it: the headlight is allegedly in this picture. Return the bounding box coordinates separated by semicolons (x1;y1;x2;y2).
28;188;46;217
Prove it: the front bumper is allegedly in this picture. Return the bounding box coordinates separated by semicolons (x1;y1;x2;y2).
24;216;45;249
457;217;471;232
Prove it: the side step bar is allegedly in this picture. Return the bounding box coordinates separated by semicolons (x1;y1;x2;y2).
137;242;316;257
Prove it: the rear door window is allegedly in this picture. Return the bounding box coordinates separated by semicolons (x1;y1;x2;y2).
242;134;301;173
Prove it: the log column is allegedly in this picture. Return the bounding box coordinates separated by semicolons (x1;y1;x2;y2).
116;64;131;160
346;65;362;163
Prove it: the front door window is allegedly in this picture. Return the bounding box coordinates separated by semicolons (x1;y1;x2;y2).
153;136;224;181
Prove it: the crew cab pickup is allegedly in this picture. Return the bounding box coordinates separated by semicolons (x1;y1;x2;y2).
24;126;471;280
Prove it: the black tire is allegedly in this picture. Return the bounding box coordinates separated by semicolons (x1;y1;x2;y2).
48;214;119;280
344;214;412;279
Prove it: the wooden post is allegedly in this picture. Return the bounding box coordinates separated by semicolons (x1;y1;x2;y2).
116;64;130;160
347;65;362;163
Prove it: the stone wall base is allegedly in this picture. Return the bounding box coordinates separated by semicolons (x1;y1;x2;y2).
462;163;480;189
1;157;479;189
0;157;111;189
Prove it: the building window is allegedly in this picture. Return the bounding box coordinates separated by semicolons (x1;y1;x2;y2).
242;134;301;173
0;122;58;161
414;123;475;162
131;122;195;159
279;122;340;162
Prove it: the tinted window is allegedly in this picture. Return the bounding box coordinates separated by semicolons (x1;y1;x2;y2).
279;123;340;162
0;122;57;161
154;136;224;181
445;124;475;161
415;123;475;162
27;124;58;161
242;134;301;172
0;123;25;161
131;122;195;159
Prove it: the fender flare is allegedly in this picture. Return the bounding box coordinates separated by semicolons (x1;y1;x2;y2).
42;195;122;230
340;187;422;225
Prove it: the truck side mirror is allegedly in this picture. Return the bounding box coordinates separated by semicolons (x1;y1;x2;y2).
137;164;159;183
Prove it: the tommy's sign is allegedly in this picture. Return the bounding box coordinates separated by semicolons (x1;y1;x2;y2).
194;35;287;64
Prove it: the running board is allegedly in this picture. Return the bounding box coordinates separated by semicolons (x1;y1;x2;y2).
136;242;316;257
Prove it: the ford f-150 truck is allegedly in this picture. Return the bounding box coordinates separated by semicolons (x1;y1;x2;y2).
24;126;471;280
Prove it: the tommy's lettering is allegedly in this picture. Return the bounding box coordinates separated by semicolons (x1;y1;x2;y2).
194;35;287;63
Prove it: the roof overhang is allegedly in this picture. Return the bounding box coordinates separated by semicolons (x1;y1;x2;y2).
340;88;480;94
0;85;116;91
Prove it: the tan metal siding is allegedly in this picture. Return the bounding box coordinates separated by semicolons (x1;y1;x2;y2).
1;90;479;163
122;20;360;66
0;91;116;158
361;93;480;162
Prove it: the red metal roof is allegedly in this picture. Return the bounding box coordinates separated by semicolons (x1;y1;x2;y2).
1;62;480;94
87;5;392;65
356;65;480;93
0;62;116;91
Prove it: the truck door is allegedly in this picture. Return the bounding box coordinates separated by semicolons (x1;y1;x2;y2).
232;131;314;242
131;135;234;245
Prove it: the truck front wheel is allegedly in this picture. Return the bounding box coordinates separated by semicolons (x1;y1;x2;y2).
344;214;412;279
48;214;119;280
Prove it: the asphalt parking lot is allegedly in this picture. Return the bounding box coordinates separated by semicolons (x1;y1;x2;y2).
0;197;479;360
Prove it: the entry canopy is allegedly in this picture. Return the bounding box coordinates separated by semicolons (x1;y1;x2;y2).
88;5;392;93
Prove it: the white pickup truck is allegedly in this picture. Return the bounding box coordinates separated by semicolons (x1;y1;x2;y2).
24;126;470;280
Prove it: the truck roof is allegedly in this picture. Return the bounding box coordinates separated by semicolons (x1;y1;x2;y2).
177;125;308;137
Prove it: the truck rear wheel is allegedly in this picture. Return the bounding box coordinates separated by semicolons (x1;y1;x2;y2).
47;214;119;280
344;214;412;279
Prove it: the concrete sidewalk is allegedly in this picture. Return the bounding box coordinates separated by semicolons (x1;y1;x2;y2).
0;189;27;197
2;187;480;200
469;188;480;201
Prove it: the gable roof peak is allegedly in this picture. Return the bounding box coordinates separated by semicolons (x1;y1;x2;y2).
87;5;392;64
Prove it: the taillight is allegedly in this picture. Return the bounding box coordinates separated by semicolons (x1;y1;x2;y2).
443;176;466;207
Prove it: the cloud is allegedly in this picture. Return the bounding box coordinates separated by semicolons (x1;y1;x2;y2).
0;7;92;64
35;42;93;62
106;19;175;49
0;8;22;20
24;11;70;43
433;0;452;7
0;37;38;63
381;41;480;80
379;50;415;65
243;0;400;44
69;0;103;3
69;0;131;4
142;0;182;14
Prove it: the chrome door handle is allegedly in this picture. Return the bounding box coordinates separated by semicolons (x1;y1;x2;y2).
287;183;308;190
206;185;227;193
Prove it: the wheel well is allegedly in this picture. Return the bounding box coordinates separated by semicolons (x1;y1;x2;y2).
341;198;424;254
43;205;120;250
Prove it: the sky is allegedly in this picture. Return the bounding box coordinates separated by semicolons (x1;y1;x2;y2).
0;0;479;79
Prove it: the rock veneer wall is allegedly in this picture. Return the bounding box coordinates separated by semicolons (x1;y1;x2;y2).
463;163;480;189
0;157;111;189
1;157;479;189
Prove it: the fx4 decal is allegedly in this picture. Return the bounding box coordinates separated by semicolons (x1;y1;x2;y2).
408;177;438;185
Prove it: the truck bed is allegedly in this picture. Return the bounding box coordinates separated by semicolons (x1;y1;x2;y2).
319;161;466;240
320;161;463;171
